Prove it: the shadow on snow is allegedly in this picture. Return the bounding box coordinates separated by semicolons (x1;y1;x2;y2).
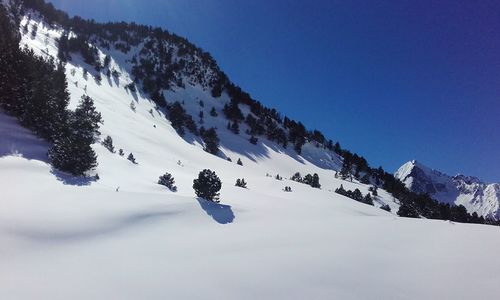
197;198;235;224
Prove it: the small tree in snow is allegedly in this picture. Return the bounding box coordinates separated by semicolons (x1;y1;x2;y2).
290;172;302;183
235;178;247;188
158;172;177;192
102;135;115;153
127;152;137;164
193;169;222;202
237;158;243;166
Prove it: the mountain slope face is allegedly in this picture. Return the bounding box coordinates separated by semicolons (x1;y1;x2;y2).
395;160;500;219
2;1;500;299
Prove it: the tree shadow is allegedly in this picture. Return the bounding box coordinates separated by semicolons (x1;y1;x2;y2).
0;112;50;161
105;74;113;87
50;168;98;186
124;87;139;102
196;198;235;224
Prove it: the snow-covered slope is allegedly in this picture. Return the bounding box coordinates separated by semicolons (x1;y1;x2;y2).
395;160;500;219
2;5;500;300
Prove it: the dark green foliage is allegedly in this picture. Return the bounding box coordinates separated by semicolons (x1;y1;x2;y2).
291;172;320;188
73;95;102;144
127;153;137;164
193;169;222;201
230;121;239;134
118;149;124;156
210;107;218;117
275;174;283;180
368;186;378;196
167;101;197;135
335;184;347;195
48;134;97;175
158;172;177;192
339;159;352;181
235;178;247;188
352;189;363;201
284;186;292;192
283;118;306;154
125;82;136;93
249;135;258;145
290;172;302;183
150;90;166;107
397;202;419;218
360;174;370;184
237;158;243;166
48;96;102;175
223;99;244;121
201;127;219;155
102;135;115;153
363;193;374;206
335;185;373;206
303;173;321;189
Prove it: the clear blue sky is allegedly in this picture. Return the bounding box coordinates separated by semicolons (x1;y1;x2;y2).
48;0;500;182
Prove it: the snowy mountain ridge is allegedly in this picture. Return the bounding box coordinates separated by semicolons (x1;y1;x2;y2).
395;160;500;219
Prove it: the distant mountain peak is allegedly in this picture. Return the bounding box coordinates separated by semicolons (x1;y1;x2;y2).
395;160;500;220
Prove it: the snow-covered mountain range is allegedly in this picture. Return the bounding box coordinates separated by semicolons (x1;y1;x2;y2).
2;1;500;299
395;160;500;219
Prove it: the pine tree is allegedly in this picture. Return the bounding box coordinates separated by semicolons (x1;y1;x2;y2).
360;174;370;184
73;95;102;143
230;122;240;134
290;172;302;183
49;95;102;175
158;172;177;192
48;134;98;176
118;149;124;156
235;178;247;188
201;127;219;155
339;159;351;180
127;152;137;164
193;169;222;201
210;106;218;117
397;202;419;218
334;184;347;195
363;193;374;205
102;135;115;153
237;158;243;166
249;136;258;145
352;189;363;201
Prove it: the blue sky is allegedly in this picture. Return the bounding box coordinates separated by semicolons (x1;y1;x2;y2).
48;0;500;182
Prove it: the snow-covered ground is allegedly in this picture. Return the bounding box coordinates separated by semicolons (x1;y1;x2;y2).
1;14;500;300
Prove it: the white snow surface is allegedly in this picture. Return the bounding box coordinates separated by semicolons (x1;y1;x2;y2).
1;14;500;300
